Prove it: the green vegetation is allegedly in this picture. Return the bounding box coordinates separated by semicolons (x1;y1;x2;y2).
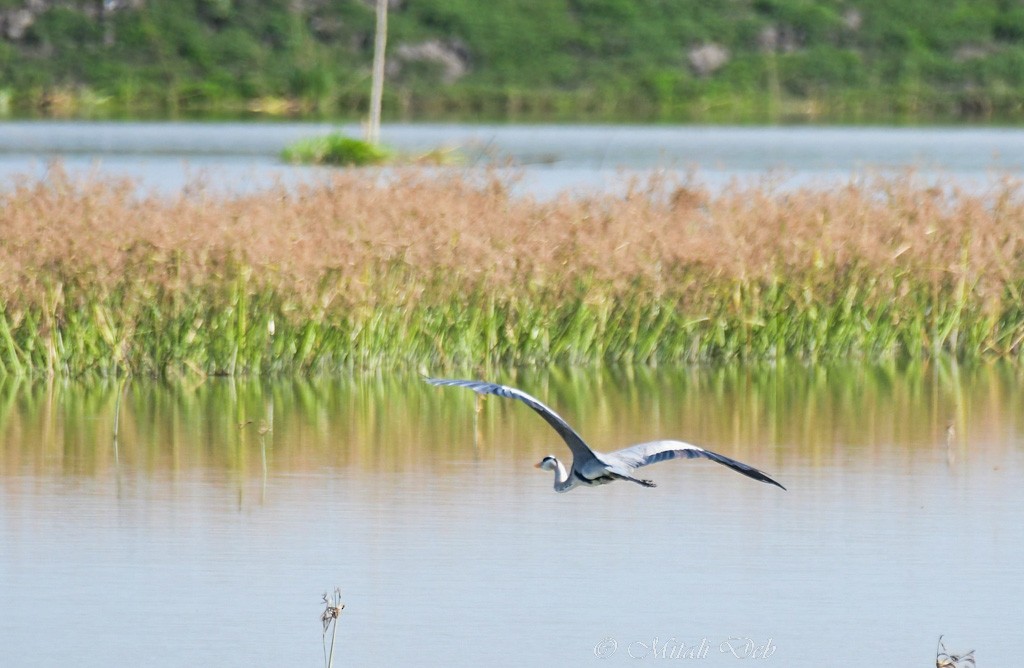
281;133;391;166
0;167;1022;377
5;0;1024;122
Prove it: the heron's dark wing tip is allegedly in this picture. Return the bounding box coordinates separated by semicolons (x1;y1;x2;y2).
742;465;786;490
695;446;787;490
731;460;786;490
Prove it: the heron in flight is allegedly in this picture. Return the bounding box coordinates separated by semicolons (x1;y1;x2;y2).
427;378;785;493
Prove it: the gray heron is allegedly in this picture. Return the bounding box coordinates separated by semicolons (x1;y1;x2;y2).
427;378;785;493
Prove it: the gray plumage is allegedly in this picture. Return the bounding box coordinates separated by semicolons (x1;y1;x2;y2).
427;378;786;493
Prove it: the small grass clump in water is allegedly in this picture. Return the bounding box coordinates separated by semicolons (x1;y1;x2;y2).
1;165;1023;376
281;133;390;166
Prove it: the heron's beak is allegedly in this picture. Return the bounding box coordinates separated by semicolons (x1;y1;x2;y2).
533;462;542;468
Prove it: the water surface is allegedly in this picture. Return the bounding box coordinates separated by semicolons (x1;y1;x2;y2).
2;364;1021;666
1;122;1022;197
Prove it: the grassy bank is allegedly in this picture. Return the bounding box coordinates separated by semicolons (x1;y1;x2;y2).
1;166;1023;377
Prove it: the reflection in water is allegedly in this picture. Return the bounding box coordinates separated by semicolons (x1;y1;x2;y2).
1;362;1021;480
1;363;1023;667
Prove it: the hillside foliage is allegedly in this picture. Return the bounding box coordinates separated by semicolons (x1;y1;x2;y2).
3;1;1024;121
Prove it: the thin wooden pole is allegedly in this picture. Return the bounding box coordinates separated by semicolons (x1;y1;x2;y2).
367;0;389;146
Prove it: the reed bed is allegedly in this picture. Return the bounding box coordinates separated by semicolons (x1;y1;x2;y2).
1;165;1023;376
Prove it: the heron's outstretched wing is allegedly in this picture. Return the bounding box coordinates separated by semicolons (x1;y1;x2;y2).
608;439;786;489
425;378;599;464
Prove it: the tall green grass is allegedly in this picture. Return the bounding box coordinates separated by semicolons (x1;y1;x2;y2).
1;268;1020;377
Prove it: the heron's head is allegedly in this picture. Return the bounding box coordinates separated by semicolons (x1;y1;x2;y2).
534;455;559;472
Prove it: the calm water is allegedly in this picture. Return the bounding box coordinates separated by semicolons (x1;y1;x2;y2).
2;364;1022;666
1;122;1024;197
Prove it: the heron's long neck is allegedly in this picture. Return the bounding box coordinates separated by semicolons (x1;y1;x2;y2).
549;458;576;493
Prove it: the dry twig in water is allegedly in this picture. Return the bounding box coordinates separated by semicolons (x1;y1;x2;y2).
936;635;976;667
321;588;345;668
